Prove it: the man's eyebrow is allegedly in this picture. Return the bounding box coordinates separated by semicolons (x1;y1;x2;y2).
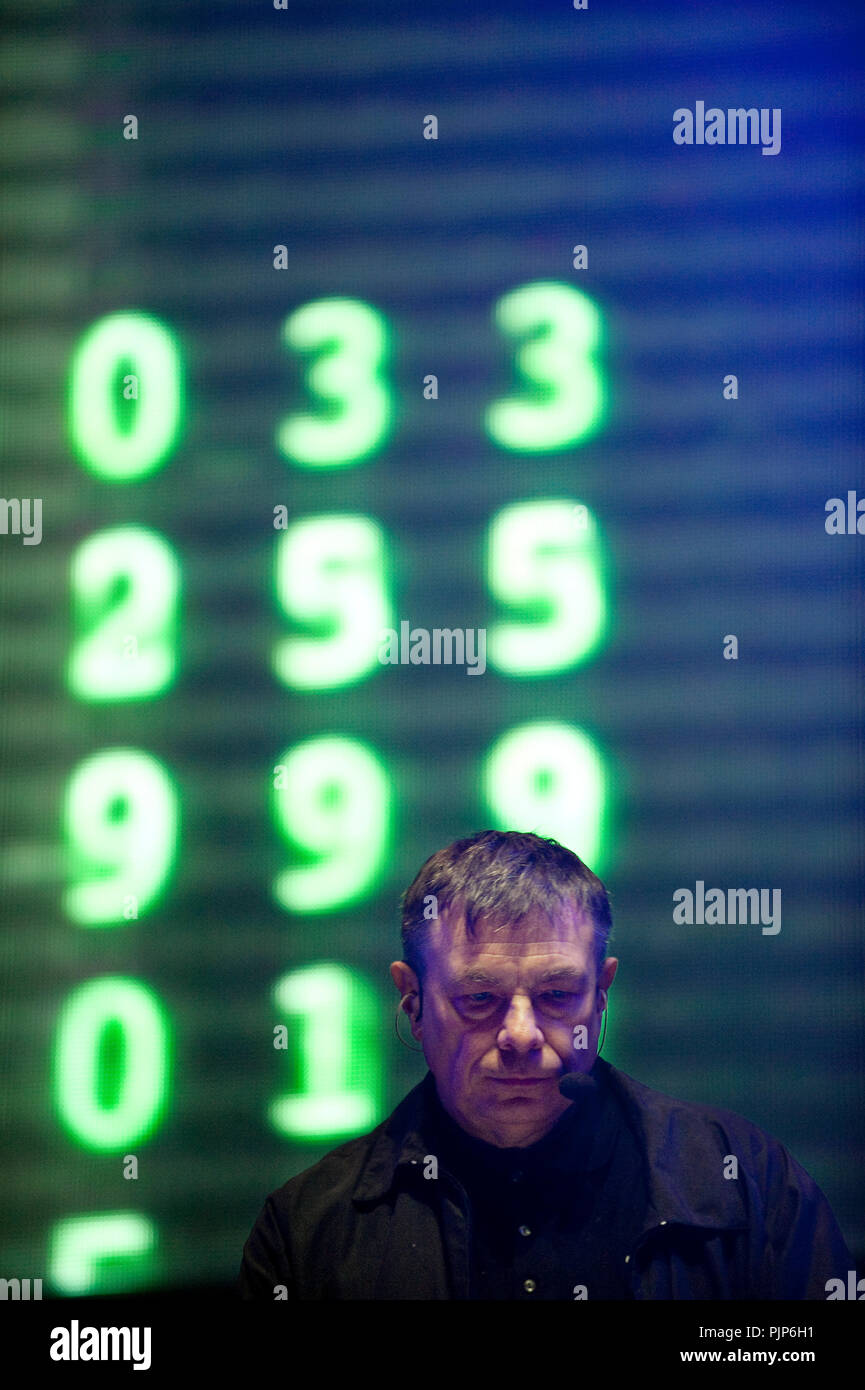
447;967;589;991
536;968;589;987
447;970;500;990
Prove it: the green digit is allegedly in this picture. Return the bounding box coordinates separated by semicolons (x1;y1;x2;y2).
486;499;609;675
485;281;606;452
273;515;393;689
67;312;184;480
482;721;609;872
52;975;172;1151
63;748;179;925
48;1212;157;1295
272;735;391;912
67;526;180;701
269;963;382;1141
277;298;394;466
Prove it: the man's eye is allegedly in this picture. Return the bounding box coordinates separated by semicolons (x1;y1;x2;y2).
467;993;492;1004
542;991;572;1002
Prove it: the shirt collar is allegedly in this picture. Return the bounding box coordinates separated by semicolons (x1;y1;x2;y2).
352;1062;749;1232
421;1064;618;1183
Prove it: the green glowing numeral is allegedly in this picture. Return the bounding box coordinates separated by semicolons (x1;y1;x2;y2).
485;281;605;452
486;499;608;676
67;312;184;480
272;735;391;912
63;748;179;925
48;1212;157;1295
273;514;392;689
482;722;608;871
276;298;394;466
67;526;180;701
52;976;172;1151
269;963;382;1141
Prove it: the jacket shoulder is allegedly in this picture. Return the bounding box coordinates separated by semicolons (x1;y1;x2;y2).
604;1059;788;1156
261;1078;424;1218
600;1063;852;1296
265;1120;384;1216
602;1059;841;1229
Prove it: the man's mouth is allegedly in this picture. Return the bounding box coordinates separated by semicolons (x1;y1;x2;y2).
491;1075;555;1084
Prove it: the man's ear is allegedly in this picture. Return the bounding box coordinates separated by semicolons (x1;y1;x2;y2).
390;960;419;1000
597;956;618;1011
390;961;423;1038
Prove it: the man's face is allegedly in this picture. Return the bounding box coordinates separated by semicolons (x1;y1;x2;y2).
391;904;617;1148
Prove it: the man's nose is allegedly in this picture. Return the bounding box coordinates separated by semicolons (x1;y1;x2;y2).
498;997;544;1051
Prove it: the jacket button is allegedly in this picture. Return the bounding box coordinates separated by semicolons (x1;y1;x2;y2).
518;1225;531;1238
523;1279;536;1293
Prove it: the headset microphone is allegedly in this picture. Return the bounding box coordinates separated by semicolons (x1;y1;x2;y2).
558;1072;599;1103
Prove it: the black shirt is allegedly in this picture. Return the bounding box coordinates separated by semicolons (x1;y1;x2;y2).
423;1063;649;1299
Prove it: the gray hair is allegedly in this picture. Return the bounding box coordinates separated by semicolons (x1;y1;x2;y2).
400;830;613;1003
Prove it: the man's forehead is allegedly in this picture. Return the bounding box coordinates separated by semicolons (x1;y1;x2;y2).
451;940;585;958
425;905;595;963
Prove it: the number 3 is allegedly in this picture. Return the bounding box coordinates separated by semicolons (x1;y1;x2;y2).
485;281;606;452
277;298;394;467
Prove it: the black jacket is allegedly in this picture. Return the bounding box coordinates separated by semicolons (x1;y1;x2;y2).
238;1059;852;1300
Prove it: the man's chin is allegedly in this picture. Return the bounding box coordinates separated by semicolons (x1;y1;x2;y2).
470;1091;568;1135
475;1113;562;1148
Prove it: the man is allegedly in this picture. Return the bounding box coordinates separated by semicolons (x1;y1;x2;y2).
238;830;852;1299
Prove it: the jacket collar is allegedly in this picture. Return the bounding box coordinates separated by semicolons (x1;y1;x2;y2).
353;1063;749;1232
594;1058;750;1232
